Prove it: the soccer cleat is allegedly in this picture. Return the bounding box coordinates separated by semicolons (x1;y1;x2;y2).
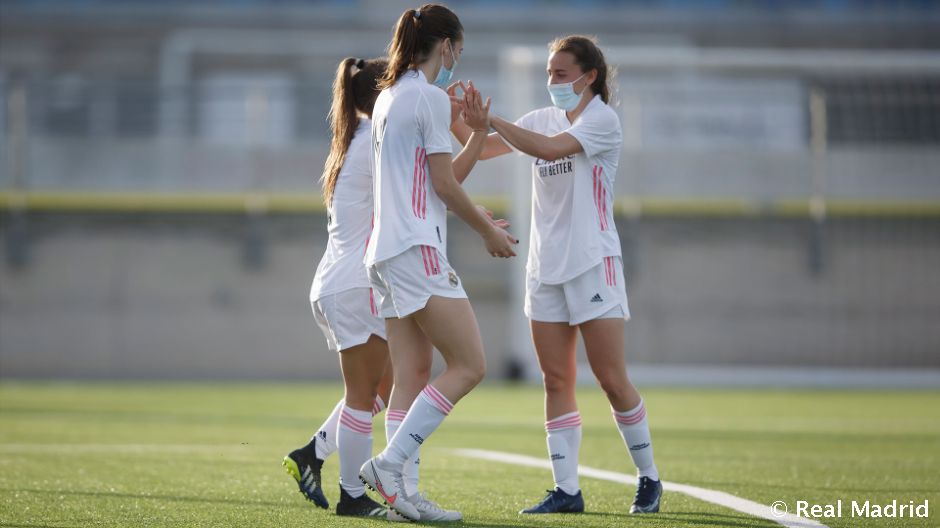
387;492;462;522
282;438;328;509
336;486;388;517
630;476;662;514
520;487;585;514
359;457;421;521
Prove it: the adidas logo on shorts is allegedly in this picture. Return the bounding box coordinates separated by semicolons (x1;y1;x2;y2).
590;293;603;303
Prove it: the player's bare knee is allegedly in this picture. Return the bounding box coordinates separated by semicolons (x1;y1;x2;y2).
597;374;630;403
542;371;575;395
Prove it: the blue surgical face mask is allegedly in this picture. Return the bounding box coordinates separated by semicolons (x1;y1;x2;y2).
547;73;586;111
432;40;458;88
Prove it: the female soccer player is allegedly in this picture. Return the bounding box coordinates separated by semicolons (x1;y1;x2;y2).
358;4;517;522
281;56;391;518
450;35;663;515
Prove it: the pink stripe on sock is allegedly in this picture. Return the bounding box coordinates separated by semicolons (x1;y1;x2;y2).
341;409;372;428
386;412;407;424
340;414;372;434
421;385;453;414
545;413;582;431
615;405;646;426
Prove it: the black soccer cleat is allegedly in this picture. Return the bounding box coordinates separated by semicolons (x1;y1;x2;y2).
630;476;662;513
520;487;585;514
282;438;329;509
336;486;388;517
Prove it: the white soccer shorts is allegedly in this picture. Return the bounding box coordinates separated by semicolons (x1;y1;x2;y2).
311;287;387;353
367;244;468;319
525;256;631;325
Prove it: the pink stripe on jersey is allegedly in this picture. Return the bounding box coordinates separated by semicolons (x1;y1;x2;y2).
421;385;453;415
601;182;609;231
417;149;425;219
420;149;428;219
614;404;647;426
369;288;378;316
545;412;582;431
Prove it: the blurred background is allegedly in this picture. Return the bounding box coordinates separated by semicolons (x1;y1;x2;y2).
1;0;938;385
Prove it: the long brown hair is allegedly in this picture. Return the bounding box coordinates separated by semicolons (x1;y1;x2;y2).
549;35;612;104
322;57;387;207
380;4;463;90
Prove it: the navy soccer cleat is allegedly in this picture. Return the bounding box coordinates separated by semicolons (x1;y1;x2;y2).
630;476;662;513
520;487;585;514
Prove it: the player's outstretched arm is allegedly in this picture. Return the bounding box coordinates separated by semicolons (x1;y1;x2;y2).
490;115;582;162
427;152;517;258
452;82;491;183
449;81;512;161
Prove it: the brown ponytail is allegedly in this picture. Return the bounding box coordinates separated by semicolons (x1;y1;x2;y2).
321;57;388;207
549;35;613;104
380;4;463;89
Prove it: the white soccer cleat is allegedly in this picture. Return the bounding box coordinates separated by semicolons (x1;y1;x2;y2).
388;492;463;522
359;457;420;521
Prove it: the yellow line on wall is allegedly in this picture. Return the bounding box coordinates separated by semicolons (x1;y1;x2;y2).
1;190;939;218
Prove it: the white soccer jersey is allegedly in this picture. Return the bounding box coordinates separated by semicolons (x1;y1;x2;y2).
310;118;374;302
365;70;453;266
513;94;623;284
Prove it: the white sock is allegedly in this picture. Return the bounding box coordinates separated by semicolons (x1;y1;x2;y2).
613;399;659;481
372;395;387;416
377;385;452;471
545;411;582;495
385;408;420;497
338;405;372;498
313;399;344;460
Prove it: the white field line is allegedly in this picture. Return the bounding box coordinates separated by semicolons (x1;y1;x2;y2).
452;448;828;528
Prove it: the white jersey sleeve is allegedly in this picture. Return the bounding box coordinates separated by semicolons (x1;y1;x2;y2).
417;89;453;155
565;103;621;159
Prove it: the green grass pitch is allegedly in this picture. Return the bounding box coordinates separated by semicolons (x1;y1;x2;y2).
1;382;938;527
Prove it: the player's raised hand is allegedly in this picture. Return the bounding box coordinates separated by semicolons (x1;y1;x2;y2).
462;81;491;132
447;80;468;124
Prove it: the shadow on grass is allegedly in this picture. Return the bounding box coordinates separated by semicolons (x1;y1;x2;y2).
2;487;311;510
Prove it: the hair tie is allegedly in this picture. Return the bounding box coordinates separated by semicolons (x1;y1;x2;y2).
413;9;422;20
355;58;366;69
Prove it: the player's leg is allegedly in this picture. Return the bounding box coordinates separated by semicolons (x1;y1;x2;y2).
520;319;585;514
578;258;661;514
359;247;478;521
328;334;391;517
282;295;344;508
361;296;484;521
283;290;388;510
381;313;462;522
384;317;431;498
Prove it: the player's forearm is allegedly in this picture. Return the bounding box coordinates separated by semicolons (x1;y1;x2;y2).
434;178;494;237
451;119;474;146
452;130;487;184
491;115;556;161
